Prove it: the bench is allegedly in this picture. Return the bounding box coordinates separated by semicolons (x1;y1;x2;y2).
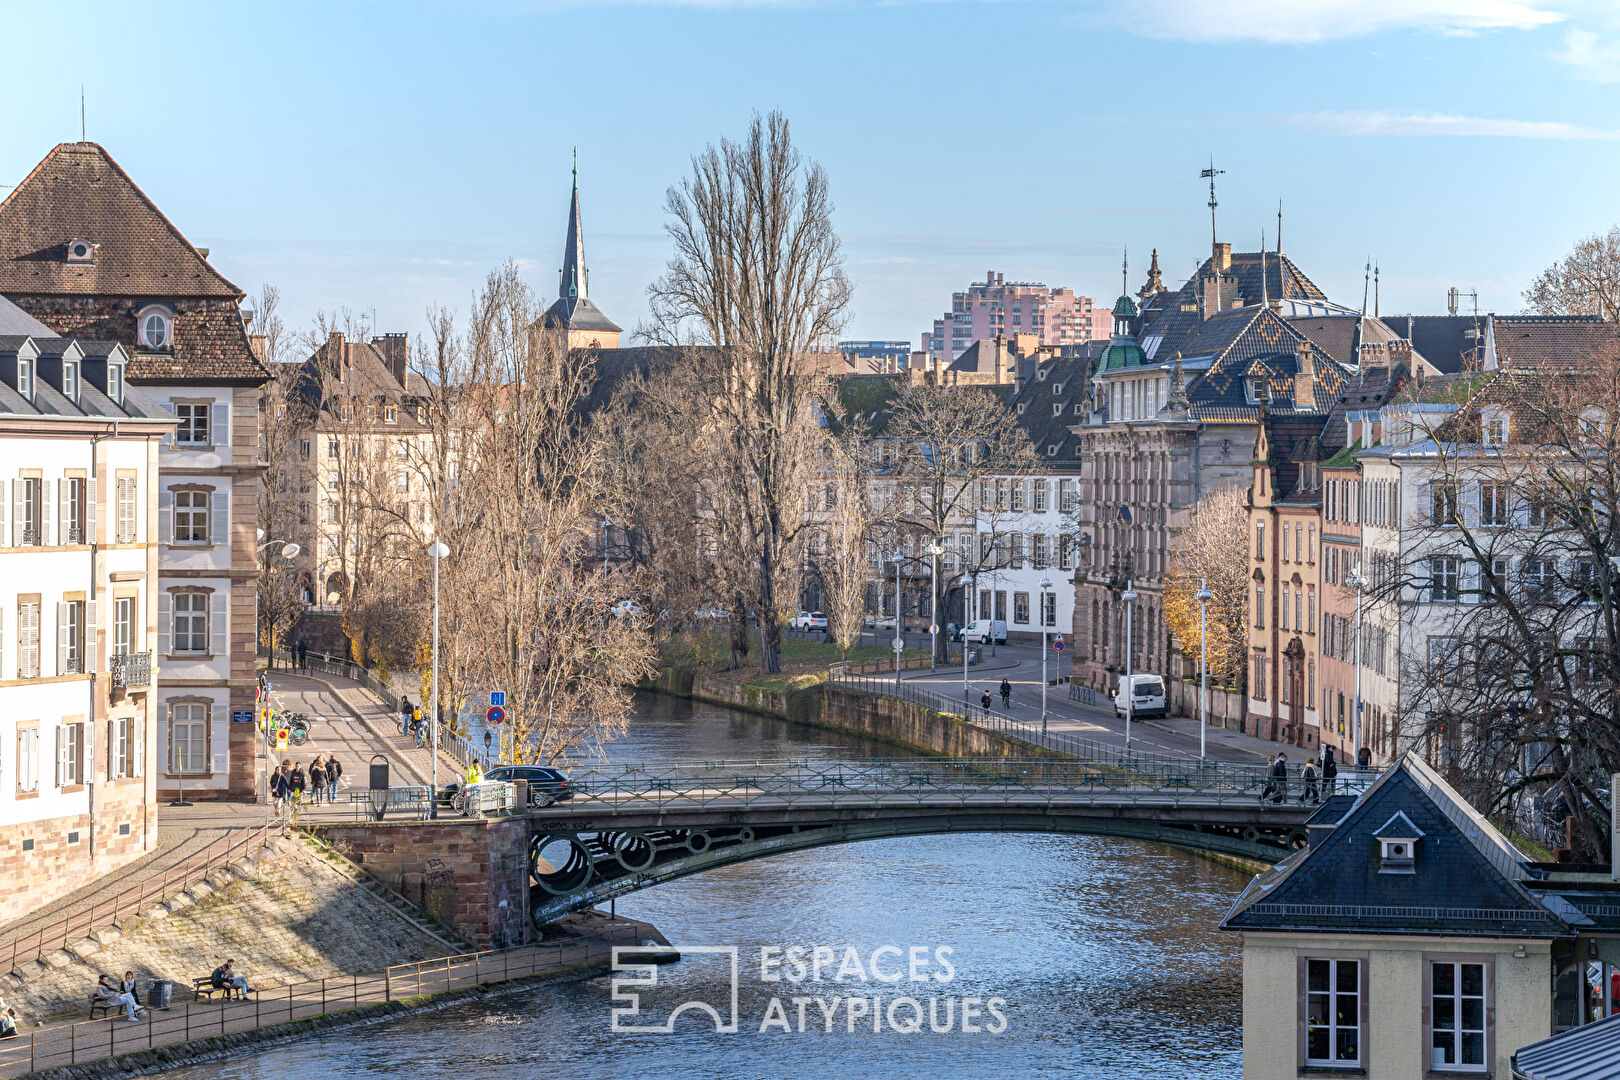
192;976;255;1002
89;994;115;1020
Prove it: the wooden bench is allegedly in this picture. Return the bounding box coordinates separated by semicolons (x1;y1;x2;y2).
88;994;115;1020
192;976;256;1002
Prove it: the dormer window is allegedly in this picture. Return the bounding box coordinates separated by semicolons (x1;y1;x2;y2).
1481;408;1509;447
66;239;95;263
137;305;173;350
1052;383;1063;395
1053;403;1063;417
17;358;34;402
108;362;124;405
62;360;79;403
1372;811;1425;874
1245;377;1265;404
1017;402;1026;415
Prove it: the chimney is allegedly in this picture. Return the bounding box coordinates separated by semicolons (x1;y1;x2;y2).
1013;332;1039;358
372;332;409;387
327;331;346;368
1389;339;1414;372
1214;242;1232;271
1201;270;1224;320
1293;340;1317;411
249;334;268;361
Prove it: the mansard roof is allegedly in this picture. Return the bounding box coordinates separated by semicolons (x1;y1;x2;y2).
1179;306;1349;422
1140;249;1328;359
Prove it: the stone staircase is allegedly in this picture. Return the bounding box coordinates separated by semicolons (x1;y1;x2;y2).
294;834;474;953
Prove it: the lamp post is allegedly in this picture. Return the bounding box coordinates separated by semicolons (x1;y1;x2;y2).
1345;564;1368;770
964;568;977;705
600;519;611;576
427;540;450;818
892;551;904;686
1040;575;1053;734
1195;578;1212;760
1122;579;1137;749
928;539;944;674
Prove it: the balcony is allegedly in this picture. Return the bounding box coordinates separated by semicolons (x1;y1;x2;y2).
110;650;152;690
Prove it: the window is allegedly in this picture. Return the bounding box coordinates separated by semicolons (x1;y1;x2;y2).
1042;592;1056;627
1431;482;1459;526
17;600;40;677
1057;535;1074;572
1254;585;1265;629
1428;635;1463;686
1010;482;1026;512
175;403;210;445
327;437;339;459
1013;592;1030;624
1429;961;1488;1071
56;722;83;786
1307;587;1316;632
60;600;84;674
1281;585;1291;630
1295;588;1304;631
170;704;207;774
62;361;79;402
17;726;38;794
1059;480;1076;513
107;362;123;404
1032;534;1050;569
173;593;208;653
1481;410;1508;446
1256;522;1265;559
175;490;209;543
1033;479;1048;512
396;439;409;460
1480;482;1509;527
1525;558;1556;600
1429;556;1461;602
1294;524;1303;563
1305;959;1361;1066
114;597;135;655
140;311;171;349
115;477;136;543
299;438;311;459
17;358;34;401
396;472;409;493
109;715;138;779
1252;652;1268;700
15;477;42;545
384;404;398;423
1307;525;1316;563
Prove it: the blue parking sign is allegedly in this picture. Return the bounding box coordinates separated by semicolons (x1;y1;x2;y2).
490;690;506;708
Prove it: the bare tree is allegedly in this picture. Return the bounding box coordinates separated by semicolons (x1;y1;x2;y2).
253;285;313;661
647;111;852;674
1162;485;1250;690
815;425;873;653
1524;225;1620;321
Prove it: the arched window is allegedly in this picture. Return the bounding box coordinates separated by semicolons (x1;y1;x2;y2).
137;306;173;349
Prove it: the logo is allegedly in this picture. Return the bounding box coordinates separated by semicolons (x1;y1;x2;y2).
611;945;739;1033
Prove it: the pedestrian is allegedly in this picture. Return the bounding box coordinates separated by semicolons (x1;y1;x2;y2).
289;762;306;808
210;960;252;1001
399;698;413;735
0;1002;18;1039
308;757;327;806
980;688;992;717
120;971;142;1008
999;678;1012;709
1356;745;1372;770
1269;752;1289;804
1300;757;1320;805
1259;754;1277;803
269;764;289;816
325;755;342;802
413;713;426;748
95;975;144;1022
295;638;308;670
1321;746;1338;797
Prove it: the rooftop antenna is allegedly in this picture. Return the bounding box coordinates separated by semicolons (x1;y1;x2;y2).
1373;262;1380;319
80;85;85;141
1200;157;1224;247
1361;259;1371;317
1260;230;1269;307
1121;245;1128;298
1276;200;1283;258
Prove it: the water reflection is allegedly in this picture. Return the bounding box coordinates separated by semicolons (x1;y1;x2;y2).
158;693;1247;1079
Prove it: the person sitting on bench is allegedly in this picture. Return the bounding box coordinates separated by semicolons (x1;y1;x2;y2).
211;959;252;1000
96;974;145;1021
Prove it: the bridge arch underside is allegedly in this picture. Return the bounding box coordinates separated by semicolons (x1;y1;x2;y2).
528;806;1302;927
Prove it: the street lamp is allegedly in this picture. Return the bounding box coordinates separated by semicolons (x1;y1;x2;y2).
928;539;945;673
427;540;450;818
963;568;977;705
1121;579;1138;750
892;551;905;685
1195;579;1212;760
600;519;611;576
1344;564;1368;770
1040;575;1053;734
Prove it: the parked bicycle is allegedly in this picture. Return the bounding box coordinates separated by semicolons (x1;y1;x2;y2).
265;709;314;746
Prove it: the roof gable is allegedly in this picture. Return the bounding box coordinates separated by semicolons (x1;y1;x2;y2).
0;143;241;299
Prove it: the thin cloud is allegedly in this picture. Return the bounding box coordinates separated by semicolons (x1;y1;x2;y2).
1111;0;1563;44
1553;28;1620;82
1293;109;1620;140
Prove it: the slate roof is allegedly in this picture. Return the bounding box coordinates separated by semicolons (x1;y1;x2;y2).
1177;306;1349;423
1139;250;1328;359
1222;752;1583;939
1007;348;1097;466
0;332;171;425
1287;312;1407;370
544;294;622;334
1511;1013;1620;1080
0;143;241;299
0;294;53;336
1493;315;1616;370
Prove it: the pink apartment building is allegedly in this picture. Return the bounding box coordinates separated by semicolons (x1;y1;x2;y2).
923;271;1111;362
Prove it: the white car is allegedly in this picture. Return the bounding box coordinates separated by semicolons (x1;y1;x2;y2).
610;600;643;617
789;610;828;630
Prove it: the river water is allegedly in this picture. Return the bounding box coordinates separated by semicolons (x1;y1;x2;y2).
159;693;1248;1079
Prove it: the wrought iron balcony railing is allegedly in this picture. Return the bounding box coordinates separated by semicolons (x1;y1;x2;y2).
110;650;152;689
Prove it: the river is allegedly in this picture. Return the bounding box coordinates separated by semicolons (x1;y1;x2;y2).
159;693;1248;1079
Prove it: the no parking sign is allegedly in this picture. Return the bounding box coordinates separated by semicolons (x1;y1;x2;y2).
487;705;506;725
1053;636;1065;652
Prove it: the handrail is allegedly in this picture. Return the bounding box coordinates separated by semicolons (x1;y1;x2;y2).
0;818;277;976
0;929;645;1078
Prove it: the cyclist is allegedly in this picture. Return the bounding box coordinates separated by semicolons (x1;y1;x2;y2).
999;679;1012;710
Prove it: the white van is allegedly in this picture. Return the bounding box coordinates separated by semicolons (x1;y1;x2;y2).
963;619;1007;645
1113;673;1167;718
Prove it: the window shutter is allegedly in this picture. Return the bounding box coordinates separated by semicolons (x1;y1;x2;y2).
157;593;171;657
209;591;228;656
210;488;229;548
160;401;176;448
133;717;143;778
58;479;69;544
56;725;65;788
158;489;173;545
0;479;6;545
40;479;52;545
57;602;70;675
84;599;97;673
86;476;97;543
11;480;22;546
211;702;229;773
211;401;229;451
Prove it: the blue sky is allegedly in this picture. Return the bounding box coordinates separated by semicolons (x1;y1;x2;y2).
4;0;1619;347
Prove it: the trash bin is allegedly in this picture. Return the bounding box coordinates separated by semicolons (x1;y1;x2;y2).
148;978;173;1010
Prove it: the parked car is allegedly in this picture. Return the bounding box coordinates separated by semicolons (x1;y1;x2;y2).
962;619;1007;645
610;600;643;617
695;606;729;620
945;621;965;642
483;764;575;804
1113;674;1168;719
789;611;828;631
866;614;898;630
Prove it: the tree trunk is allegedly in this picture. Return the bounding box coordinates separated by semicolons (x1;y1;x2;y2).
727;602;749;671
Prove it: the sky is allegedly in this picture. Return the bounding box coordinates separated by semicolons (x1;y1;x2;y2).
4;0;1620;349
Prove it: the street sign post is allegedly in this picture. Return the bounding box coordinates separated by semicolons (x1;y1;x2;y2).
487;705;506;725
1053;637;1064;652
275;729;289;750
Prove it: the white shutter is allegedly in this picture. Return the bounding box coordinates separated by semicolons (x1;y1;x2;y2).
157;593;171;657
56;725;65;788
84;599;97;673
211;401;229;451
57;602;70;675
160;401;176;448
211;702;229;773
86;476;97;544
209;591;228;656
209;488;228;548
133;716;144;778
59;479;70;544
107;720;116;779
158;489;173;545
0;478;6;544
41;479;52;545
0;606;5;678
11;480;22;546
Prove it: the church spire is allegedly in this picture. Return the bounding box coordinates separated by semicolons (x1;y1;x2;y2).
560;149;587;302
1136;247;1165;301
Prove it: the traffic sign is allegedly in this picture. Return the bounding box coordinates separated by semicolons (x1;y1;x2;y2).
490;690;506;708
1053;637;1065;652
275;729;289;750
487;705;506;725
891;637;904;651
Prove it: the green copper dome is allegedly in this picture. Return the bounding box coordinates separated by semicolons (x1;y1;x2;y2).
1112;293;1138;318
1101;342;1147;370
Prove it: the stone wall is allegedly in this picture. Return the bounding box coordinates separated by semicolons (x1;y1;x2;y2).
4;839;450;1022
312;818;532;950
815;687;1061;758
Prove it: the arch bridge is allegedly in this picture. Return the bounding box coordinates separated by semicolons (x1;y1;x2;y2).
521;756;1318;927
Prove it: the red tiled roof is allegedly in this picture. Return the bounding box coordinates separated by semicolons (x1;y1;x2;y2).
0;142;241;299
